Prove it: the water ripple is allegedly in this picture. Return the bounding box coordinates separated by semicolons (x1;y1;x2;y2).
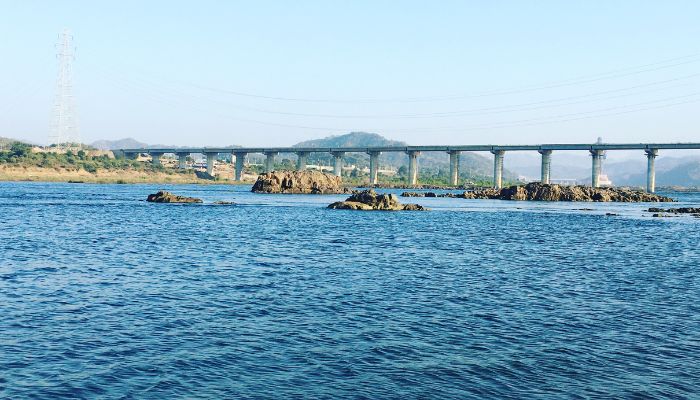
1;182;699;399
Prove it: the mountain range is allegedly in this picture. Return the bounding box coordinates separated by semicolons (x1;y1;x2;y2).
91;132;515;180
6;133;699;186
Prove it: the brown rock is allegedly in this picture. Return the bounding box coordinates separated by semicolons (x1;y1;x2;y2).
252;170;347;194
328;189;427;211
457;182;674;202
646;207;700;214
146;191;202;203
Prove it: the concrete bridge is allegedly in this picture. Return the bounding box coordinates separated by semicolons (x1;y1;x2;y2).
117;143;700;193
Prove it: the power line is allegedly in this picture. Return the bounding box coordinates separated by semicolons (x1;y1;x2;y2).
90;61;700;119
97;65;700;135
183;53;700;103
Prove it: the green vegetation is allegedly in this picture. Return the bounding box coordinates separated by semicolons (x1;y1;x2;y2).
0;141;188;176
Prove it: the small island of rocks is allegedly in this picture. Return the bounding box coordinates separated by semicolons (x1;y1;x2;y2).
146;191;203;203
328;189;426;211
252;170;350;194
402;182;674;202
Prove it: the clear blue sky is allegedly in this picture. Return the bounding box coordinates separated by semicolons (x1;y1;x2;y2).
1;0;700;147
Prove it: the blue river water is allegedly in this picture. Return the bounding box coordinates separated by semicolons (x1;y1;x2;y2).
1;182;699;399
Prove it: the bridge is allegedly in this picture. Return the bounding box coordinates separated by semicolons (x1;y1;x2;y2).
116;142;700;193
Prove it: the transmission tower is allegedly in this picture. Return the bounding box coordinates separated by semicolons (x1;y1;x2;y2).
49;29;80;150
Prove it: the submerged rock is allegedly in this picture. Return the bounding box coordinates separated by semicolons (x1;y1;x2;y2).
647;207;700;218
146;191;203;203
328;189;427;211
252;170;348;194
647;207;700;213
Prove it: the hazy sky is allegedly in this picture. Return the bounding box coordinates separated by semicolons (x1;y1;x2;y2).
2;1;700;148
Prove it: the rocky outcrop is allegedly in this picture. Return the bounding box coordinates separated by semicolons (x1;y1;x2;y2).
328;189;427;211
648;207;700;213
146;191;203;203
252;170;348;194
402;183;675;202
647;207;700;217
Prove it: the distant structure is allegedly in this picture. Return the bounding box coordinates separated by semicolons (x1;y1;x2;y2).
48;29;80;149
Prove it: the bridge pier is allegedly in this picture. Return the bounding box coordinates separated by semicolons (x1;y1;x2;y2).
491;150;505;189
296;151;309;171
448;151;460;186
407;151;420;185
590;149;604;188
368;151;380;185
645;148;658;193
177;153;188;169
151;152;163;167
264;152;277;173
332;151;345;177
539;149;552;184
205;153;217;176
234;152;246;181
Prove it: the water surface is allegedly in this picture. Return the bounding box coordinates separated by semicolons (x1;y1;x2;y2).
1;182;699;399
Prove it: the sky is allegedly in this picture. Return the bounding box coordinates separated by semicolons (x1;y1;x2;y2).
1;0;700;151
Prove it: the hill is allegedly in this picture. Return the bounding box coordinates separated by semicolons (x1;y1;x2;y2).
85;132;518;183
614;157;700;187
91;138;149;150
293;132;516;181
295;132;404;148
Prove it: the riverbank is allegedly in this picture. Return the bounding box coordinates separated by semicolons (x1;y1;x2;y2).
0;165;251;184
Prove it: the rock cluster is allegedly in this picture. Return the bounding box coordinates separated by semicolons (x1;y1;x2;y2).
647;207;700;217
252;170;348;194
648;207;700;213
146;191;203;203
402;182;675;202
328;189;427;211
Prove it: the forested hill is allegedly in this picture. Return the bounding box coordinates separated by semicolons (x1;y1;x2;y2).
294;132;405;148
293;132;517;180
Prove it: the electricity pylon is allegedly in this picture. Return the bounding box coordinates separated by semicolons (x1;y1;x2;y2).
49;29;80;150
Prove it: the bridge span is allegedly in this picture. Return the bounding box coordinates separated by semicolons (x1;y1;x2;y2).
116;143;700;193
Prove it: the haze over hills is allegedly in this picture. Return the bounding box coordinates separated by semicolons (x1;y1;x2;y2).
89;132;517;180
506;152;700;186
15;132;700;186
293;132;516;179
91;138;148;150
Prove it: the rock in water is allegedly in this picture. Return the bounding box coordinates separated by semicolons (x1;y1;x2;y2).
459;182;674;202
252;170;347;194
328;189;427;211
647;207;700;213
146;191;202;203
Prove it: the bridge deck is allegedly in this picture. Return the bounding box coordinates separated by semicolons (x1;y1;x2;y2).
119;142;700;155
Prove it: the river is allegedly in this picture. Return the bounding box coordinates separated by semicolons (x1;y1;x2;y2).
1;182;699;399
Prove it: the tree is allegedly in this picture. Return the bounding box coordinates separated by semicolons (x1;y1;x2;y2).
9;142;31;158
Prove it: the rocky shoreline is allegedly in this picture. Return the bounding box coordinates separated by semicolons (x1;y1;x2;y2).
402;182;674;202
328;189;426;211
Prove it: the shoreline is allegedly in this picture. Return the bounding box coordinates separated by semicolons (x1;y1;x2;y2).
0;166;253;185
0;167;698;193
